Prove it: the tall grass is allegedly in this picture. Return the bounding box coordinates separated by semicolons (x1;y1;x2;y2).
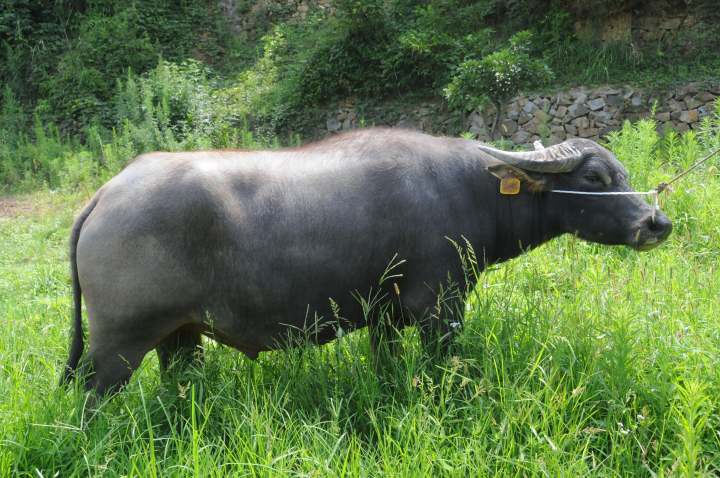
1;111;720;476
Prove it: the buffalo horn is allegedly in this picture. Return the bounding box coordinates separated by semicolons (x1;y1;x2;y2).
477;141;587;173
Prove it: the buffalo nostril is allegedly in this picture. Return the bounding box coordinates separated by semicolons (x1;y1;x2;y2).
646;214;672;237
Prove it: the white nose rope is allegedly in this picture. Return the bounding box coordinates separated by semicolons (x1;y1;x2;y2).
549;189;661;221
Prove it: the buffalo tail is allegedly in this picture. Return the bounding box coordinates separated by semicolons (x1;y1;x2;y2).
60;194;99;385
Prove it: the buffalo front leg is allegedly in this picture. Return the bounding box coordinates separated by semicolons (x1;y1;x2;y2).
156;325;203;374
417;290;464;358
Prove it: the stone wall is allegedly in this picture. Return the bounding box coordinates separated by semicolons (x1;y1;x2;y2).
469;82;719;146
571;0;711;47
318;81;719;147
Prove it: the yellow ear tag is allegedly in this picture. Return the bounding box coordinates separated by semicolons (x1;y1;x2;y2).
500;176;521;195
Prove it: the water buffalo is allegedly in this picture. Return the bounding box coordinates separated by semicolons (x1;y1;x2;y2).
61;128;672;394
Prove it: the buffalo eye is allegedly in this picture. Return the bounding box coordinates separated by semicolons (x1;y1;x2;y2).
583;173;603;184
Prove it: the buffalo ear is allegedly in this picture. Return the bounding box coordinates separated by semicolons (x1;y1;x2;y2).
487;164;548;193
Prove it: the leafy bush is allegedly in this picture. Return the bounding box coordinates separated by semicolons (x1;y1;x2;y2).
213;0;501;133
38;6;158;134
0;59;288;190
1;1;237;137
113;60;216;151
444;31;553;138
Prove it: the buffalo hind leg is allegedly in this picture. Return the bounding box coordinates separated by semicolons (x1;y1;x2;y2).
85;342;151;397
419;318;454;358
418;297;464;359
156;325;203;375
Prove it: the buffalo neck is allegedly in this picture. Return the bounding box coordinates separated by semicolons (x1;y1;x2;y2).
483;189;563;265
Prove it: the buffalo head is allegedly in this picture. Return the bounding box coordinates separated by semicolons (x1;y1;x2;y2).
479;138;672;251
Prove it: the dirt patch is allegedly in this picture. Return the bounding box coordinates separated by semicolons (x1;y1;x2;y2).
0;196;37;218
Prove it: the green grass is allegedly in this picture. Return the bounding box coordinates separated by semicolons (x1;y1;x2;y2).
2;116;720;476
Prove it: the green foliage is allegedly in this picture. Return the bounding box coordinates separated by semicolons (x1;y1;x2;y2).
445;31;553;113
535;3;720;87
1;1;237;135
114;60;217;149
39;6;158;133
389;1;496;90
0;60;291;190
221;0;501;130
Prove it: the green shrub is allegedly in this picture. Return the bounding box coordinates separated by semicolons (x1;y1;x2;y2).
1;1;237;137
38;6;158;134
113;60;217;150
445;31;553;138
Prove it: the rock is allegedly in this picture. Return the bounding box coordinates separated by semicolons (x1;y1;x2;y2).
511;130;530;144
675;122;689;132
631;94;643;107
588;97;606;111
469;112;489;137
500;119;518;136
679;109;699;123
677;83;699;96
579;127;600;138
326;117;341;132
469;111;485;126
606;94;624;107
655;112;670;122
670;110;682;121
522;101;537;114
568;103;589;118
534;97;550;111
525;119;540;135
556;105;568;118
533;109;550;123
565;124;578;136
572;116;590;129
697;91;716;103
657;122;673;135
590;111;612;124
556;92;573;105
592;86;620;98
684;96;702;110
599;125;618;137
518;112;532;125
550;125;566;140
571;88;588;103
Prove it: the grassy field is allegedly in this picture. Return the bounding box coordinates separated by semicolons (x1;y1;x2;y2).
1;117;720;476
